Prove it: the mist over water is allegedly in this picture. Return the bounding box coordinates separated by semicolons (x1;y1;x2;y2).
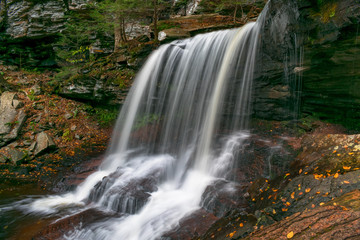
6;5;269;240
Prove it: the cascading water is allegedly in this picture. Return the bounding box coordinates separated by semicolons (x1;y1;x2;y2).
11;5;269;240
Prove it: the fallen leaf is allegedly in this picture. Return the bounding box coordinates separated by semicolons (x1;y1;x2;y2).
282;208;288;212
343;181;350;184
305;188;311;193
343;166;351;170
240;223;244;227
311;204;315;208
286;202;291;206
273;209;276;214
299;169;303;174
291;192;295;199
287;231;294;239
229;231;236;238
319;202;325;206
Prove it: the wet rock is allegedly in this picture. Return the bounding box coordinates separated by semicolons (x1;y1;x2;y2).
161;209;218;240
0;92;26;147
198;210;258;240
32;208;118;240
34;131;56;156
201;180;249;217
88;173;158;214
243;193;360;240
0;146;26;164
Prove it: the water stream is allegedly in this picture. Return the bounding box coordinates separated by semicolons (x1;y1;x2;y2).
1;5;269;240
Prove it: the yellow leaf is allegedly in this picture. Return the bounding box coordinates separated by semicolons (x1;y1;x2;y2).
287;231;294;239
343;166;351;170
333;172;339;178
319;202;325;206
305;188;311;193
273;209;276;214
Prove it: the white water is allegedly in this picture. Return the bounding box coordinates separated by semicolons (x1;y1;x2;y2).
20;6;268;240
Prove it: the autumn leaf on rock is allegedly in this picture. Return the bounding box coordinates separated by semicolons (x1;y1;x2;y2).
287;231;294;239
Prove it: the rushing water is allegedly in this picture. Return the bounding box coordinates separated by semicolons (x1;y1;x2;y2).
1;6;269;240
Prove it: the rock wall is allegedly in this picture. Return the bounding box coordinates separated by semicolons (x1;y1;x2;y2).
0;0;93;67
253;0;360;127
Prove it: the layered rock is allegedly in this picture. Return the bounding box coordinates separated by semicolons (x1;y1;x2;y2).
253;0;360;123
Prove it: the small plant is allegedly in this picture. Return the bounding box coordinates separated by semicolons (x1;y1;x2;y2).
27;89;40;101
62;128;72;142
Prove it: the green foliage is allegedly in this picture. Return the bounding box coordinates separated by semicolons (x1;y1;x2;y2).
94;107;119;126
157;22;181;31
134;114;160;130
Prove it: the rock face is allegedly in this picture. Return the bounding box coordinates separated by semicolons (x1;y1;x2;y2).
5;0;66;38
0;0;68;67
0;92;26;147
253;0;360;124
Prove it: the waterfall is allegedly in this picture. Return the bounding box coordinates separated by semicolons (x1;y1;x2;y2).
25;5;269;240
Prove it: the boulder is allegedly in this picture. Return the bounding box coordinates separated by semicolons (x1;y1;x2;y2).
0;146;26;164
0;92;26;147
34;131;56;156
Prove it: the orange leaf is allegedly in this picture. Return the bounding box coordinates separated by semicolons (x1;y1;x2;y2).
343;166;351;170
299;169;303;174
305;188;311;193
239;223;244;227
291;192;295;199
343;181;350;184
319;202;325;206
229;231;236;238
286;202;291;206
282;208;288;212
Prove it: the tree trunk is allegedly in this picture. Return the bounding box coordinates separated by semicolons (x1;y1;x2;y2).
0;0;8;30
153;0;159;43
114;15;122;52
233;4;238;24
